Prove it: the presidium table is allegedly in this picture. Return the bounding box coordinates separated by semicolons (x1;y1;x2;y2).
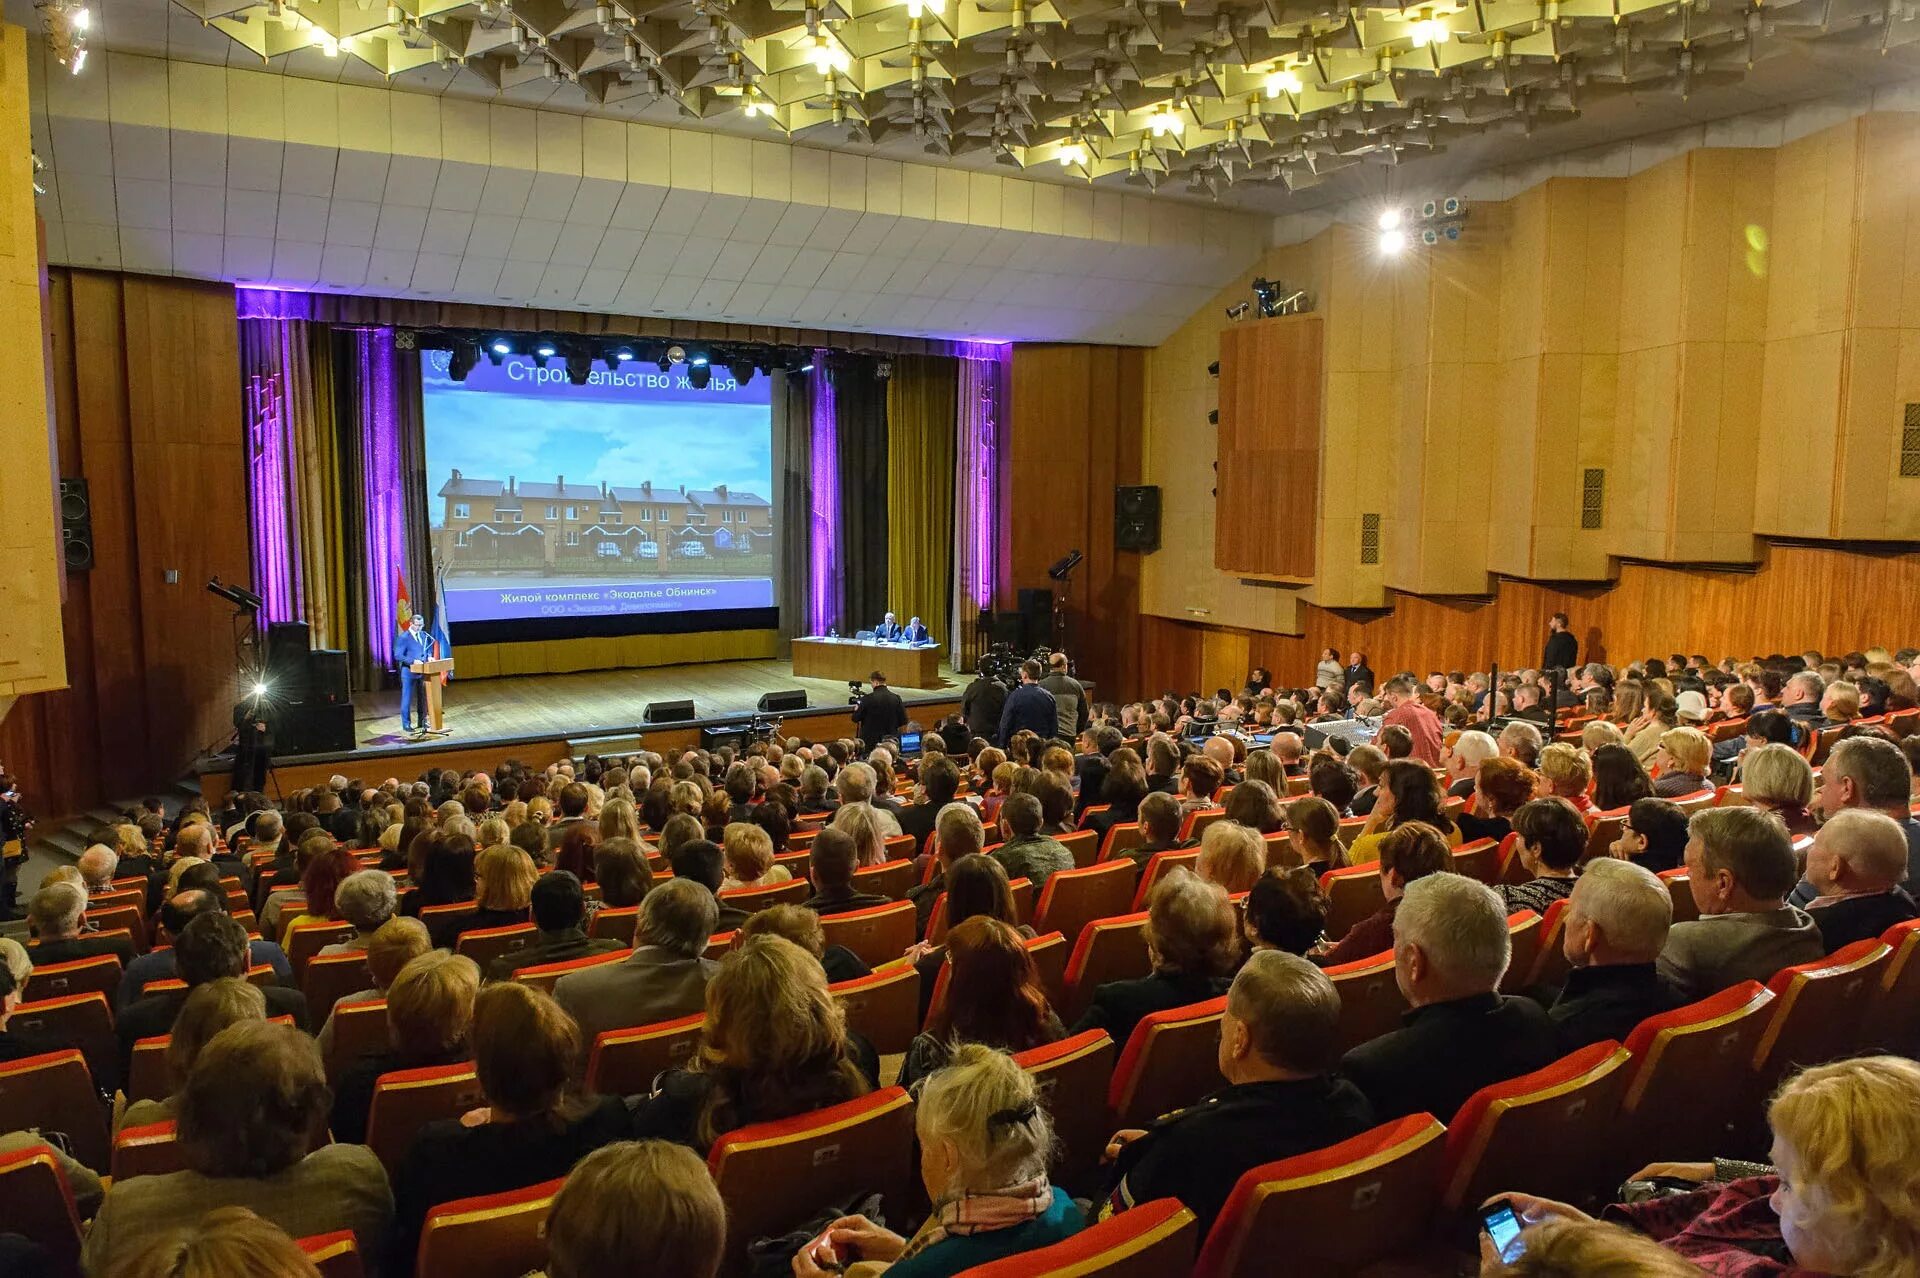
791;637;942;689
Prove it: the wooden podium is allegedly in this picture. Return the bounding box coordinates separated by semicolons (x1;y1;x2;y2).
410;658;456;733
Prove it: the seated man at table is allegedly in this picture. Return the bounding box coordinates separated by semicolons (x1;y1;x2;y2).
903;615;931;644
873;611;903;641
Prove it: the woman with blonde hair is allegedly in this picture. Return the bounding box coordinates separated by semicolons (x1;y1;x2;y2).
836;800;892;868
1652;726;1713;798
112;1206;325;1278
1479;1217;1701;1277
330;950;478;1145
1070;867;1237;1047
596;795;644;846
1580;719;1627;753
720;821;792;891
546;1141;727;1278
1739;742;1817;836
465;844;537;930
475;816;510;850
1532;743;1595;815
118;978;267;1131
1197;820;1267;895
793;1044;1084;1277
631;935;877;1154
667;780;706;819
1501;1055;1920;1278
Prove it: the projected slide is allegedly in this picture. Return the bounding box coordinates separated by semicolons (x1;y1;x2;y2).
422;350;775;625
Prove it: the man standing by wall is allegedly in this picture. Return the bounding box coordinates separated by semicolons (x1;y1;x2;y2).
1542;613;1578;673
1040;652;1090;743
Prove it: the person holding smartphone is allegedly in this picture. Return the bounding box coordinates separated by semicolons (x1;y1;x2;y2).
1475;1207;1696;1274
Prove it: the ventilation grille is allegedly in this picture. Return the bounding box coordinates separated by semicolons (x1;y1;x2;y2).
1360;513;1381;565
1903;404;1920;478
1580;467;1605;530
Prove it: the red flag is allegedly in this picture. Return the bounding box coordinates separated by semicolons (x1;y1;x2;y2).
396;570;413;632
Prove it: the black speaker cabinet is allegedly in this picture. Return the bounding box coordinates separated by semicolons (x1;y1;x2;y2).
308;649;350;704
58;477;93;571
266;622;312;702
757;689;808;713
284;701;356;754
1015;588;1053;651
1115;485;1162;552
644;699;697;724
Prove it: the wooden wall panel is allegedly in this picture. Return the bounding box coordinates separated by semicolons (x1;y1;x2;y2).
1215;316;1319;579
1137;542;1920;695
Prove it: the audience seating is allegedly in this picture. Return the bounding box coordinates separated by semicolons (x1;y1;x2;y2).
418;900;479;939
708;1087;916;1278
1177;808;1226;843
1130;850;1200;911
882;835;917;863
286;921;358;980
0;1141;84;1277
1870;918;1920;1054
0;1050;110;1171
1495;834;1529;886
84;903;146;952
1659;868;1700;924
718;878;809;913
140;964;275;997
454;923;537;969
1057;829;1099;868
512;947;627;994
1033;861;1134;949
1751;940;1889;1097
1323;952;1408;1053
1107;996;1226;1129
924;877;1034;944
850;858;916;900
705;931;737;959
1618;982;1775;1170
955;1197;1197;1277
1012;1030;1115;1189
583;1013;706;1096
829;965;921;1055
1526;898;1573;990
298;1230;368;1278
585;904;640;945
414;1176;562;1278
1190;1115;1448;1278
1319;865;1385;941
1098;822;1146;863
1061;912;1151;1021
9;992;115;1087
304;951;375;1021
110;1118;183;1182
324;998;391;1080
366;1061;484;1174
1583;808;1629;863
21;952;123;1007
816;901;916;968
1499;911;1543;995
1449;838;1500;885
1440;1040;1633;1213
126;1033;175;1103
926;932;1068;1023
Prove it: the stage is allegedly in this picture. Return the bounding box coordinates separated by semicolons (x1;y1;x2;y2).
196;656;973;806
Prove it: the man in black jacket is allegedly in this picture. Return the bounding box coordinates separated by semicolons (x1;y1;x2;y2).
25;883;138;968
896;754;960;857
1542;612;1578;673
1340;874;1558;1123
1542;858;1679;1050
1102;951;1376;1236
487;871;624;982
1343;652;1374;694
1802;808;1920;953
851;670;908;747
962;676;1007;744
115;911;308;1084
998;659;1059;745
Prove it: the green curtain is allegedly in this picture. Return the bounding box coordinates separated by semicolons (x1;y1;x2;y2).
885;355;958;647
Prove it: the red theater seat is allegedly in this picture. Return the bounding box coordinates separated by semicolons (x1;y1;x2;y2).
0;1050;110;1172
1871;918;1920;1054
22;952;121;1004
1440;1040;1633;1212
953;1197;1197;1277
816;901;917;968
1323;952;1407;1054
1012;1030;1115;1188
1619;982;1775;1170
829;964;921;1055
584;1013;706;1096
1318;865;1384;941
1751;940;1889;1093
110;1118;184;1182
299;1230;367;1278
850;858;917;901
1107;996;1226;1129
454;923;538;970
1129;850;1197;911
365;1061;484;1175
1061;911;1150;1022
286;920;358;981
415;1176;561;1278
1034;861;1135;954
0;1142;84;1276
512;947;627;993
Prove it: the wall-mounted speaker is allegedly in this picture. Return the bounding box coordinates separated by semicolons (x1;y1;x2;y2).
757;689;808;713
644;699;697;724
1115;485;1161;553
59;477;93;571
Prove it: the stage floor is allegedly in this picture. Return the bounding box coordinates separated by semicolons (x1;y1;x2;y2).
349;656;973;753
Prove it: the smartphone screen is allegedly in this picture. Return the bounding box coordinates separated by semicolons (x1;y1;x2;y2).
1482;1201;1526;1262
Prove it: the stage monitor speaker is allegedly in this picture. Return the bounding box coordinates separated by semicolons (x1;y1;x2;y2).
280;701;355;755
266;622;312;702
308;649;350;704
58;478;93;571
1016;588;1053;651
757;689;808;713
1115;485;1162;552
644;699;697;724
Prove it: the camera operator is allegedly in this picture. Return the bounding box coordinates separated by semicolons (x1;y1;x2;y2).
963;655;1010;744
850;669;907;747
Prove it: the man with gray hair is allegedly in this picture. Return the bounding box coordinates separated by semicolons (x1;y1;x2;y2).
76;844;118;893
830;762;904;838
552;877;720;1046
1339;873;1557;1121
1497;720;1544;769
1792;735;1920;905
1100;950;1376;1234
1660;807;1823;1001
906;802;986;936
318;870;398;956
1543;858;1678;1049
1801;807;1919;953
26;881;136;966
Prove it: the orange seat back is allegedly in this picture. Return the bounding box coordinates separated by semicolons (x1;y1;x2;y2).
415;1176;561;1278
21;952;122;1005
0;1142;84;1275
1099;822;1146;863
1318;865;1385;942
850;858;917;901
1057;829;1099;868
84;903;146;952
324;998;391;1081
1011;1029;1116;1187
584;1013;706;1096
1191;1114;1447;1278
298;1230;367;1278
1620;981;1775;1167
708;1088;916;1278
956;1196;1196;1277
305;951;375;1021
717;878;810;913
1107;995;1226;1129
1441;1039;1633;1211
454;923;538;969
1526;898;1573;990
1035;860;1135;948
586;905;640;944
0;1049;110;1172
1871;918;1920;1054
512;946;628;993
10;992;115;1090
1179;808;1226;843
1323;952;1407;1054
1062;911;1150;1022
1130;850;1197;911
1582;809;1629;864
816;901;917;967
367;1060;484;1174
1449;838;1500;885
829;964;922;1055
1499;910;1542;994
286;920;358;980
111;1118;184;1182
1753;940;1890;1088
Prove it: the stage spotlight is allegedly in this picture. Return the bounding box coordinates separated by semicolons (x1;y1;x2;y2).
666;344;687;365
1377;207;1403;231
727;356;756;385
688;361;712;390
798;361;815;373
251;679;270;699
533;338;557;368
874;359;893;380
610;344;635;364
448;340;480;382
486;336;513;364
1225;300;1250;321
688;352;709;367
1379;228;1409;255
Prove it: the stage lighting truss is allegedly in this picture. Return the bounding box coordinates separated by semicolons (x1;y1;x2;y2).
165;0;1920;197
413;330;804;387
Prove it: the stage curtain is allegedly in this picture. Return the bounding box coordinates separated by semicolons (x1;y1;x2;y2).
771;367;813;649
952;347;1008;670
239;316;351;651
885;355;957;653
832;354;890;634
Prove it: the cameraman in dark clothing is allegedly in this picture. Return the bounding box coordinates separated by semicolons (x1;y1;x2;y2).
851;670;908;747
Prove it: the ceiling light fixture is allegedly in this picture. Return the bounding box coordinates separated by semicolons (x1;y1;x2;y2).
807;34;851;75
1377;207;1404;231
36;1;91;74
1379;228;1409;255
1409;15;1451;47
1265;70;1303;97
1058;141;1090;166
1147;108;1184;138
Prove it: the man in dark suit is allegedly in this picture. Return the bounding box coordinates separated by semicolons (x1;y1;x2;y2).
873;611;904;641
116;886;295;1010
852;671;908;748
1542;859;1679;1050
25;883;137;968
552;878;719;1047
897;754;960;857
1542;612;1578;673
487;871;625;982
903;616;931;644
998;659;1059;746
1343;652;1374;693
802;828;890;917
1802;809;1920;953
668;841;750;933
1510;683;1554;726
1339;874;1559;1123
1101;951;1376;1236
962;676;1008;743
116;911;308;1083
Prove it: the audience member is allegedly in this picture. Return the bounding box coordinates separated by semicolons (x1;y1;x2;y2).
1456;757;1534;846
460;844;537;937
1737;743;1817;837
1652;727;1712;798
899;754;961;856
1498;799;1586;915
1612;797;1689;874
1795;735;1920;904
1339;874;1558;1122
670;838;750;932
1480;1218;1702;1277
544;1141;727;1278
111;1205;328;1278
907;854;1031;1021
117;911;308;1082
330;949;478;1144
1101;951;1375;1236
319;870;398;956
554;877;720;1046
802;827;890;917
1196;820;1265;895
737;903;871;984
316;915;432;1064
488;870;625;982
0;937;58;1063
25;880;135;967
1347;760;1460;864
119;976;267;1131
1543;858;1677;1049
1801;808;1920;953
991;792;1075;889
1446;730;1500;800
719;821;790;891
1534;745;1594;816
902;916;1064;1090
1071;868;1237;1046
1589;743;1654;812
1314;822;1451;968
277;844;357;946
1242;866;1328;955
1119;792;1190;868
1380;677;1444;765
1659;807;1822;1001
1282;795;1342;869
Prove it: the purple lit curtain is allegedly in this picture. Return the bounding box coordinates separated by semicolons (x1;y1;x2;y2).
952;344;1007;669
806;352;841;636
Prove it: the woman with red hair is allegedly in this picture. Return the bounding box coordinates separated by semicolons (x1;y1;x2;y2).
899;916;1063;1091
